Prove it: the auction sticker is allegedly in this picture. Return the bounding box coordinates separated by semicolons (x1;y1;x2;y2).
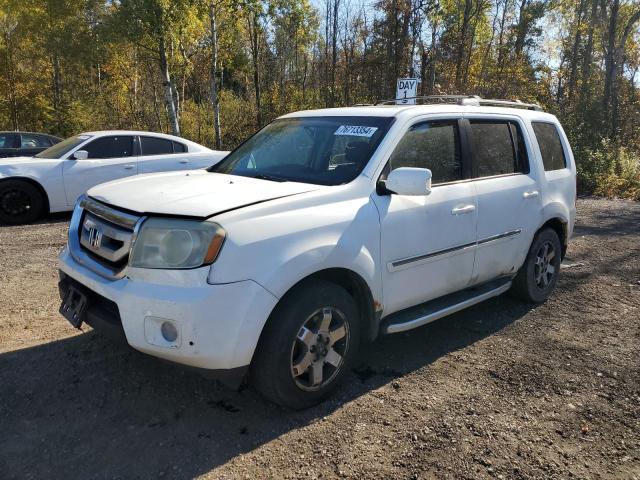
334;125;378;137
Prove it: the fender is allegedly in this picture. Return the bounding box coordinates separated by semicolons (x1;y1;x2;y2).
0;161;66;212
0;174;54;213
207;191;384;353
227;251;379;369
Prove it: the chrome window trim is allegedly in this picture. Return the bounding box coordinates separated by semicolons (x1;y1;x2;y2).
431;172;527;188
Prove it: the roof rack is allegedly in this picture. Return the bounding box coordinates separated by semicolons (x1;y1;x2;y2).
374;95;543;111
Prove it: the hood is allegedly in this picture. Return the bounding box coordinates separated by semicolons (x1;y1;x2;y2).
88;170;323;218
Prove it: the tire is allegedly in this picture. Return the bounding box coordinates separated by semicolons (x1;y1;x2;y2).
510;228;562;303
0;180;45;225
250;279;361;409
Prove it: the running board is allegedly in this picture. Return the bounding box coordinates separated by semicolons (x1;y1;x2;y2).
383;278;512;334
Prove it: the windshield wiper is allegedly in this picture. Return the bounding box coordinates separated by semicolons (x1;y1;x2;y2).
248;173;288;182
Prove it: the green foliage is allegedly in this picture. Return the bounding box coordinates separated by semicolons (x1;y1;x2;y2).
578;140;640;201
0;0;639;199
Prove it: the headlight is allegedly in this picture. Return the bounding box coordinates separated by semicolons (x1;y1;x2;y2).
130;218;226;269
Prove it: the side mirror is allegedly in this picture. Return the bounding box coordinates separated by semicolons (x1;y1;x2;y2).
384;167;432;196
73;150;88;160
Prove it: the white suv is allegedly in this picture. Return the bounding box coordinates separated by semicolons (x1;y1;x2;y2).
58;97;576;409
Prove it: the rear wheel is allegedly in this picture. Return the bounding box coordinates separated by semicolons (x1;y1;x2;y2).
511;228;562;303
0;180;45;225
250;279;360;409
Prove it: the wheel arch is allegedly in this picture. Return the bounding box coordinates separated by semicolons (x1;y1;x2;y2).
538;217;568;259
0;176;51;215
265;268;380;345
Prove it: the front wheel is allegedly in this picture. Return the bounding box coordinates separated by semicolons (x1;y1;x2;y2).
511;228;562;303
250;279;360;409
0;180;45;225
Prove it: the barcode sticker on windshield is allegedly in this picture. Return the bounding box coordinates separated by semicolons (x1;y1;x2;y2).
334;125;378;137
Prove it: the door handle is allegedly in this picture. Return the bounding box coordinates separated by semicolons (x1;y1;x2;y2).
178;159;189;164
523;190;539;199
451;204;476;215
124;164;135;170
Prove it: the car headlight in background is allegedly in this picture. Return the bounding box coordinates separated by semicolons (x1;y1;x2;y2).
130;218;225;269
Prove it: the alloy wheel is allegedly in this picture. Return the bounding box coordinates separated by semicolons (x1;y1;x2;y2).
534;241;557;289
290;306;350;391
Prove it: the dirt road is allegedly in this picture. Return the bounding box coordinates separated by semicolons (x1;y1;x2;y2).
1;199;639;479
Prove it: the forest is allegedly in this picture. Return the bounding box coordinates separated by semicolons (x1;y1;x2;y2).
0;0;639;198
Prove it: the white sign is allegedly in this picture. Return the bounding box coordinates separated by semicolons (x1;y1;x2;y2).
396;78;419;104
334;125;379;137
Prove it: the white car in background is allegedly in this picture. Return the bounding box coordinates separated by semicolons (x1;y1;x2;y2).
0;131;228;224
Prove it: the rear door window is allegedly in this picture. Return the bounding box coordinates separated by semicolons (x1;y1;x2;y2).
20;134;51;148
83;136;134;159
532;122;566;171
140;136;174;156
172;141;187;153
0;133;18;149
469;120;529;177
388;120;462;184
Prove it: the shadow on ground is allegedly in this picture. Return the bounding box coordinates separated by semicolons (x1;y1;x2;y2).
0;211;72;227
0;295;532;479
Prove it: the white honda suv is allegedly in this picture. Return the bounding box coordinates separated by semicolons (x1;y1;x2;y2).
58;97;576;409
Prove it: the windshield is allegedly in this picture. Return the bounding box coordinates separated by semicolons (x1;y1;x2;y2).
209;116;394;185
35;134;92;159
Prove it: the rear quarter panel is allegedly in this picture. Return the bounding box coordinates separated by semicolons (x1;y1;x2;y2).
525;115;577;240
187;150;229;169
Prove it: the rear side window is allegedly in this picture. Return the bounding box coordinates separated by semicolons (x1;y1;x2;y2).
83;136;133;159
140;136;173;155
532;122;566;171
469;121;528;177
0;133;17;148
173;141;187;153
388;120;462;184
20;134;51;148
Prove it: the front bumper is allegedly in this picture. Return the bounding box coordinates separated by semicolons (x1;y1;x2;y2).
58;247;279;373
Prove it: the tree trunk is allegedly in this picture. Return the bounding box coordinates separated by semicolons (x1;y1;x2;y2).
248;11;262;128
611;8;640;137
324;0;330;106
455;0;473;90
603;1;640;137
514;0;529;57
602;0;619;129
426;19;438;94
479;0;500;91
496;0;509;73
52;53;63;132
579;0;598;105
209;1;222;149
2;30;19;130
567;0;585;99
159;33;180;136
330;0;340;107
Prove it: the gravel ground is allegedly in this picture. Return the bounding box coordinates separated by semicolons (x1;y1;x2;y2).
0;198;638;480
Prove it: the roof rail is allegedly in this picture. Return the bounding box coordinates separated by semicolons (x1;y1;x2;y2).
374;95;543;111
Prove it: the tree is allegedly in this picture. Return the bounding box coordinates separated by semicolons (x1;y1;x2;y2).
111;0;203;136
